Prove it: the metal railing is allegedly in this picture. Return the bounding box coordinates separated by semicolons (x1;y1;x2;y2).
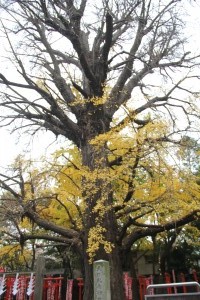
145;281;200;299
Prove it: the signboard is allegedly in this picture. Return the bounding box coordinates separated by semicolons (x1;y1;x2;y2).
93;260;111;300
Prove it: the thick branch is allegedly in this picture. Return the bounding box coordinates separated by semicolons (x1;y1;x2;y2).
25;207;80;241
122;210;200;251
100;12;113;81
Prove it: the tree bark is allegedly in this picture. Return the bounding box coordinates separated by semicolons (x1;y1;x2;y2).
80;131;125;299
109;246;125;300
82;249;94;300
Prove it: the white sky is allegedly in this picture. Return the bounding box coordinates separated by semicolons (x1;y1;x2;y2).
0;2;200;167
0;130;61;167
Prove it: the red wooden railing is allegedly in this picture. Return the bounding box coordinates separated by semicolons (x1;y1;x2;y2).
0;269;198;300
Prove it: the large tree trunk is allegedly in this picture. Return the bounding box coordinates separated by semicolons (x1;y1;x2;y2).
82;250;94;300
81;133;125;300
109;246;125;300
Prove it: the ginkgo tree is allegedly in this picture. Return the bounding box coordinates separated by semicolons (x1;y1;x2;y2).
0;1;200;299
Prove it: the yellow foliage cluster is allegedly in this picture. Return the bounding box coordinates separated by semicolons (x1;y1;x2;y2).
0;244;32;269
87;225;114;263
47;117;200;258
2;115;199;263
70;85;110;107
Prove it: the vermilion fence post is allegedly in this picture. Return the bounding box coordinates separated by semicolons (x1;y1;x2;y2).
180;273;187;293
164;273;172;294
77;278;84;300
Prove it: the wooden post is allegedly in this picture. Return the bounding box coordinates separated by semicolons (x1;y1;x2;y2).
34;256;45;300
93;260;111;300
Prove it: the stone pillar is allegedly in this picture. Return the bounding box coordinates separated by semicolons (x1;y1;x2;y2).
93;260;111;300
34;256;45;300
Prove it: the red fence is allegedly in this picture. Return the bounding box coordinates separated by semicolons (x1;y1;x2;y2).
0;274;34;300
0;273;133;300
0;270;198;300
0;275;85;300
